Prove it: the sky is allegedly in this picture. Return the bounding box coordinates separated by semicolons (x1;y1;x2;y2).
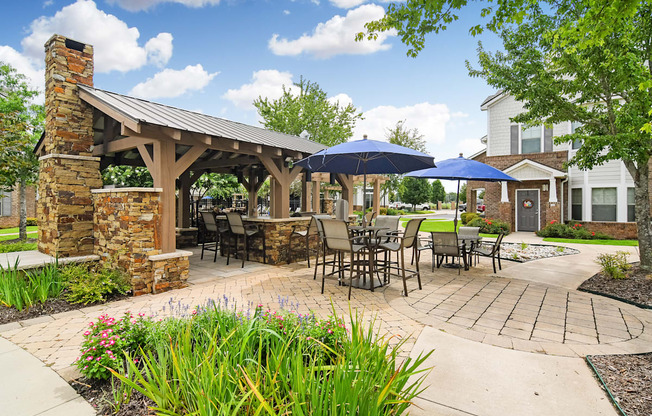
0;0;503;191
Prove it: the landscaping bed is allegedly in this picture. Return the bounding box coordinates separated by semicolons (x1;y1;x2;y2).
587;353;652;416
71;378;153;416
499;242;580;262
578;263;651;308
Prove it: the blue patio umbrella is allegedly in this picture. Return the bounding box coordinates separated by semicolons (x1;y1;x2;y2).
295;136;435;214
407;154;519;228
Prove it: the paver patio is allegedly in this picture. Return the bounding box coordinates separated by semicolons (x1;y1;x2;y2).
0;234;649;415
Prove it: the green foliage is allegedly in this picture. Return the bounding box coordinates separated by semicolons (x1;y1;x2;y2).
596;251;632;279
386;208;405;215
254;77;362;147
386;120;428;153
536;221;613;240
0;262;64;311
461;212;478;224
0;241;37;252
431;179;446;203
102;166;153;187
467;217;510;235
76;312;151;380
104;304;430;414
400;177;431;208
25;217;36;226
61;263;130;305
459;183;468;203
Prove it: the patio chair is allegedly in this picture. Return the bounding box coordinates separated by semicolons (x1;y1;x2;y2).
361;210;377;226
225;212;267;268
312;214;338;280
370;215;401;279
288;214;330;267
200;211;219;262
430;231;464;275
472;232;505;273
320;219;370;300
334;199;349;221
458;226;481;266
378;217;424;296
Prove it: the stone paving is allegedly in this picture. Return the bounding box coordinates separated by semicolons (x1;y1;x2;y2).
0;240;650;383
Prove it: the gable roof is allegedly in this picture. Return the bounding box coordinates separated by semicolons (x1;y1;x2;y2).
503;159;567;179
480;90;506;109
77;84;326;155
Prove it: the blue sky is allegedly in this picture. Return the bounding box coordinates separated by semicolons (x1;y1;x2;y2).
1;0;502;191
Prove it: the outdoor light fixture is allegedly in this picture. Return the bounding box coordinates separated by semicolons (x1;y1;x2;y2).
542;184;549;191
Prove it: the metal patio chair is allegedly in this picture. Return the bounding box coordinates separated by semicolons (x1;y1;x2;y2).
225;212;267;267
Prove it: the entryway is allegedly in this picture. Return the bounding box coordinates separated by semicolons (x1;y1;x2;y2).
516;189;539;231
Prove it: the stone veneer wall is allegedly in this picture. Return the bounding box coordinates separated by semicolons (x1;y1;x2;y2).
242;218;314;265
38;35;101;256
93;188;189;296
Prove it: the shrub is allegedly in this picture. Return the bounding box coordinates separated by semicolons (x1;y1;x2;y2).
386;208;405;216
467;217;510;235
0;241;38;253
76;312;151;380
536;221;613;240
379;207;387;215
26;218;37;226
596;251;631;279
461;212;479;224
61;263;130;305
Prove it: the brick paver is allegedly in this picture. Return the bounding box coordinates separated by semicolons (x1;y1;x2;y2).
1;244;651;382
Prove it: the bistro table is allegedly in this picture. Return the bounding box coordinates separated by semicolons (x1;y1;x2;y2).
345;225;389;290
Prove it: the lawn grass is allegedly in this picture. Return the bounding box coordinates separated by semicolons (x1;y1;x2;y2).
0;232;37;242
543;237;638;246
0;226;37;235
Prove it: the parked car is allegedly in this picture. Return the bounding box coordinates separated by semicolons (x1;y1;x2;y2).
389;201;406;210
459;203;467;212
477;200;486;212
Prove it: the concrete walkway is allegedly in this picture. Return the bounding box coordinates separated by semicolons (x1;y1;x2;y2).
0;235;649;415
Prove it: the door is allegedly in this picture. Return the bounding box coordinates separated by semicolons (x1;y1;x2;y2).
517;190;539;231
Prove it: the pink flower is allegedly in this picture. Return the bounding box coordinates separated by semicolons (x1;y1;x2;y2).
86;356;93;361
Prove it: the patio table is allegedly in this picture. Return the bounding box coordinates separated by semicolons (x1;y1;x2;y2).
344;225;388;290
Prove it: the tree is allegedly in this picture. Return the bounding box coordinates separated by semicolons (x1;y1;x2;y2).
430;179;446;204
386;120;427;153
357;0;641;57
0;63;43;240
465;4;652;268
400;177;431;209
459;183;467;203
253;77;362;147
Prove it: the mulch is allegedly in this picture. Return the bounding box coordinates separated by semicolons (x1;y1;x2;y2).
578;263;652;308
0;292;131;326
71;377;154;416
588;353;652;416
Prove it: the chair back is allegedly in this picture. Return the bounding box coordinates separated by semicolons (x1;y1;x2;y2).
458;226;480;241
320;219;351;251
490;232;505;255
299;211;316;217
375;215;400;239
312;214;332;238
334;199;349;221
200;211;217;233
402;218;424;248
431;231;460;256
226;212;245;235
362;210;376;226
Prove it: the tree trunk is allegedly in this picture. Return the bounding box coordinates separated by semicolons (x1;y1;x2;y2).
18;178;27;241
633;162;652;270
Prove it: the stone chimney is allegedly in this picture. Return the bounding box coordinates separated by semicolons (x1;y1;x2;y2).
37;35;102;257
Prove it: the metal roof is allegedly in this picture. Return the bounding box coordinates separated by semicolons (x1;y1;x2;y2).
78;84;326;155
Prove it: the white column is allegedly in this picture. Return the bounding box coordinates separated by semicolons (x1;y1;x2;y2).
549;177;557;203
501;181;509;202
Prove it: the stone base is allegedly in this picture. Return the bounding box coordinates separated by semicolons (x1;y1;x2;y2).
176;227;198;248
145;251;191;295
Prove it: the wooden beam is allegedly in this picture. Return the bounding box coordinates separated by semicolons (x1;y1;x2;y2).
189;155;257;170
174;144;208;178
137;144;156;183
93;136;153;155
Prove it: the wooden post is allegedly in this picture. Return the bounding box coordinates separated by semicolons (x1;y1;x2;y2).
372;177;381;214
336;173;354;216
177;170;191;228
259;156;302;218
153;141;176;253
312;180;321;213
301;173;310;212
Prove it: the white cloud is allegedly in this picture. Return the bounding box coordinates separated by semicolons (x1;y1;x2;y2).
129;64;218;99
145;33;174;67
268;4;395;58
283;10;290;15
0;46;44;93
328;93;353;107
20;0;173;73
329;0;365;8
223;69;298;110
354;102;451;151
108;0;220;12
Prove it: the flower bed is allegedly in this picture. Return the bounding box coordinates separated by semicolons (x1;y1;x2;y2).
536;220;613;240
73;299;430;415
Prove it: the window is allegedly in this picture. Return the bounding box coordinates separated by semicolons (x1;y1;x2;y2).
521;126;541;154
571;122;582;149
0;191;11;217
592;188;617;222
571;188;582;221
627;188;635;222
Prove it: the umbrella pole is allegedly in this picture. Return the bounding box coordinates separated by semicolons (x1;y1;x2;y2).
454;179;460;231
363;170;367;224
